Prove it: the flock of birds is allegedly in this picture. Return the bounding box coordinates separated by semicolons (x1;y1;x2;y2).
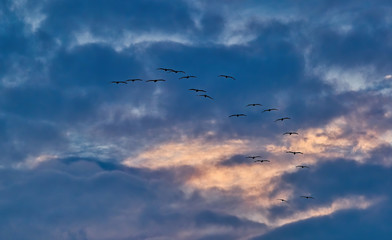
112;67;314;203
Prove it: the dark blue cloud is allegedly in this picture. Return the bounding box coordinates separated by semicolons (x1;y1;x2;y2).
0;158;266;239
253;205;392;240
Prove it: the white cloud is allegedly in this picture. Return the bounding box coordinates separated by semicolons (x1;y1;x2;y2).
72;30;193;52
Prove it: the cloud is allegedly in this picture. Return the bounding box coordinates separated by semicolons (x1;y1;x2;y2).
1;0;392;239
0;158;267;240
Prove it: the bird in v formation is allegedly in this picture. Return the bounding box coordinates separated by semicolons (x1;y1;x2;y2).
254;159;270;163
296;165;310;169
115;67;314;202
229;114;247;117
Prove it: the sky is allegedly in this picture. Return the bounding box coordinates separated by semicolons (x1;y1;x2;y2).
1;0;392;239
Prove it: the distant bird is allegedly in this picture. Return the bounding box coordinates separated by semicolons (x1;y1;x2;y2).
170;69;186;74
283;132;298;135
179;75;197;79
229;114;247;117
262;108;278;112
254;159;270;163
300;196;314;199
189;88;206;93
218;75;235;80
246;156;261;159
296;165;310;169
198;94;213;99
277;198;287;202
125;78;143;82
111;81;127;84
246;103;262;107
146;79;166;83
275;117;291;122
157;68;173;72
286;151;303;155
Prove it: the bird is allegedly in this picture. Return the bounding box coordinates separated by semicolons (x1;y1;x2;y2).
277;198;287;202
246;156;261;159
218;75;235;80
262;108;278;112
157;67;173;72
198;94;213;99
286;151;303;155
296;165;310;169
300;196;315;199
189;88;206;93
254;159;270;163
246;103;262;107
169;69;186;74
229;114;247;117
146;79;166;83
179;75;197;79
283;132;298;135
111;81;127;84
125;78;143;82
275;117;291;122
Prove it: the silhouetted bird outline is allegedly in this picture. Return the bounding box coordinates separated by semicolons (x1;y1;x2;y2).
286;151;303;155
125;78;143;82
277;199;287;202
218;75;235;80
170;69;186;74
262;108;278;112
246;156;261;159
254;159;270;163
246;103;262;107
179;75;197;79
189;88;206;93
283;132;298;135
300;196;314;199
229;114;247;117
296;165;309;169
275;117;291;122
199;94;213;99
111;81;127;84
146;79;166;83
157;68;173;72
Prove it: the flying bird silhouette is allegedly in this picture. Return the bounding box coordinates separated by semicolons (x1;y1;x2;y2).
277;199;287;202
146;79;166;83
246;156;261;159
170;69;186;74
189;88;206;93
286;151;303;155
179;75;197;79
262;108;278;112
218;75;235;80
246;103;262;107
296;165;310;169
254;159;270;163
283;132;298;135
111;81;127;84
275;117;291;122
199;94;213;99
300;196;315;199
157;68;173;72
125;78;143;82
229;114;247;117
